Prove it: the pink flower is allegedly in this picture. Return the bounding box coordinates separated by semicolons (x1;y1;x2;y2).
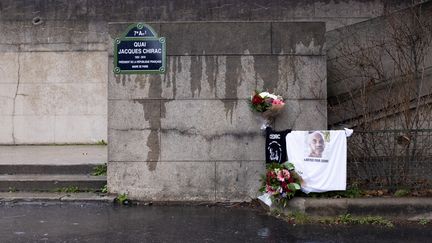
277;171;285;182
272;99;284;105
266;185;276;195
282;169;291;180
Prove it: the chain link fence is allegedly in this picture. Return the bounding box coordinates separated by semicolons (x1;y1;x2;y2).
347;129;432;190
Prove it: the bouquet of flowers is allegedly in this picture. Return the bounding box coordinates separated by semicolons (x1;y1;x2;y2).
249;90;285;129
259;162;302;207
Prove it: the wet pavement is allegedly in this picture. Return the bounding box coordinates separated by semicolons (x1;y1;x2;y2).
1;202;431;242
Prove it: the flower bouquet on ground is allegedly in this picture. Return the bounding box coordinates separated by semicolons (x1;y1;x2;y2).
258;162;302;208
249;90;285;129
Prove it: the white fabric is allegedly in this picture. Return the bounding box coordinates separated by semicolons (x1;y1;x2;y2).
257;193;273;207
286;130;351;193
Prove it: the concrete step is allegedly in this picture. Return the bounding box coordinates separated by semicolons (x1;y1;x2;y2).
0;175;107;192
0;145;107;165
0;192;115;203
0;164;102;175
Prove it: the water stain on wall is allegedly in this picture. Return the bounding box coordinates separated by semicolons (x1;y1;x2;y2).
132;74;165;171
190;56;202;97
223;56;241;121
254;56;279;92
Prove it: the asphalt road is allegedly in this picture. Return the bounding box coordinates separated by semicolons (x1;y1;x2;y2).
0;202;431;242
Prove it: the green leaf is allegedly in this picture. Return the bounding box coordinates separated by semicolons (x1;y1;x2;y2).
282;162;295;170
293;183;301;190
288;183;296;191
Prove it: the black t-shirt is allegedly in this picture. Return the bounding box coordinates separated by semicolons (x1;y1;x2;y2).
265;127;291;164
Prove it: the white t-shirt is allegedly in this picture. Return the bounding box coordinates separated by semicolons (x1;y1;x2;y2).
286;129;353;193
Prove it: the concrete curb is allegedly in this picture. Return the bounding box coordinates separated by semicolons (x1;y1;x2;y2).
280;197;432;218
0;192;116;204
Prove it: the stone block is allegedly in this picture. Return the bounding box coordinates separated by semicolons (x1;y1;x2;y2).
314;0;383;18
160;100;267;161
13;115;55;144
159;22;271;55
19;43;107;52
108;129;159;162
14;84;56;115
161;100;261;135
0;84;17;115
14;83;106;116
160;130;264;162
208;134;264;161
271;22;325;55
215;56;258;99
215;161;265;201
160;132;211;161
0;52;19;83
55;83;107;115
324;17;370;31
54;115;107;144
0;0;89;21
162;56;217;99
274;99;327;131
20;52;107;84
0;0;318;22
326;18;388;60
292;56;326;99
0;20;107;44
250;56;326;100
108;100;160;130
109;56;230;100
108;161;216;201
0;116;13;144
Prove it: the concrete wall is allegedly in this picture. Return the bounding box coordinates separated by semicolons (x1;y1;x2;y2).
0;1;412;29
326;1;432;128
0;20;108;144
0;0;411;145
107;22;326;201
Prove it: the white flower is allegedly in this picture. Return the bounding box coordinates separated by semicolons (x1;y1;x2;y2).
259;92;278;100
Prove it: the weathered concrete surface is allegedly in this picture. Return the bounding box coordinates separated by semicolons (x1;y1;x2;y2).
215;161;265;201
326;1;432;128
109;55;327;101
160;22;271;55
108;21;327;201
272;22;326;55
0;192;114;202
0;145;106;165
0;0;413;145
284;197;432;218
108;161;265;202
108;161;217;201
0;0;412;30
0;51;107;144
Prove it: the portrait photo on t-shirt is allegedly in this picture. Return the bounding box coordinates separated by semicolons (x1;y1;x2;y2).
304;131;331;159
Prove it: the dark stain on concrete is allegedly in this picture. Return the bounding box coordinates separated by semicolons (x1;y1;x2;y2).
161;128;260;142
133;74;165;172
206;56;216;94
146;130;159;171
165;57;177;98
114;74;127;86
254;56;279;92
134;75;147;90
223;56;241;122
190;56;202;97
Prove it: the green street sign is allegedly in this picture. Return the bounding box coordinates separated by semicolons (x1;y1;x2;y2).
114;23;166;74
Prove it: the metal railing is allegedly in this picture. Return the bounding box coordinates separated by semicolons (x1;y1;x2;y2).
347;129;432;190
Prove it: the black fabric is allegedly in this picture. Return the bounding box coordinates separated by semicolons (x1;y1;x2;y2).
265;127;291;164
